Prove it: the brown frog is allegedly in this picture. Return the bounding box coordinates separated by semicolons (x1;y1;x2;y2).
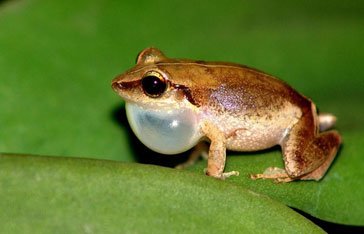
112;48;341;182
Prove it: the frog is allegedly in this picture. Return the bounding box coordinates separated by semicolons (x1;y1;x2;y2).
111;47;342;182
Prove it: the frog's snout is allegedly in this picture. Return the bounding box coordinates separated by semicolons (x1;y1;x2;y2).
111;81;123;92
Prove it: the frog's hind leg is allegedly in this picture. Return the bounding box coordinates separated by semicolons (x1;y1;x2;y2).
298;130;341;180
252;104;341;182
281;105;341;181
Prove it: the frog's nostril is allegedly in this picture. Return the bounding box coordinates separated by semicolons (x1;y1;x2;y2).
112;82;123;91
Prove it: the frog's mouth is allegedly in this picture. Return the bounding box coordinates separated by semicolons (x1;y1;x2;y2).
125;102;202;155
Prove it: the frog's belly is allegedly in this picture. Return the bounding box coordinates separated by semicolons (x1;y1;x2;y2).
224;123;291;151
206;104;302;151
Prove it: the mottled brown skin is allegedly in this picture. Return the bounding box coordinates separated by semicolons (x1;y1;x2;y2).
112;48;342;182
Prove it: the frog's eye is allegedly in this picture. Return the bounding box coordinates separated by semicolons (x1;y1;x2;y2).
141;72;167;98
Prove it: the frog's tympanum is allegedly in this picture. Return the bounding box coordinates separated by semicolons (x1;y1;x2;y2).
112;48;341;182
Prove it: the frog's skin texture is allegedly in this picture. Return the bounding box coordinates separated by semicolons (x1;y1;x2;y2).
112;48;342;182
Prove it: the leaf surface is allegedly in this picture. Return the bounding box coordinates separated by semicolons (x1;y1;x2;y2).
0;154;324;233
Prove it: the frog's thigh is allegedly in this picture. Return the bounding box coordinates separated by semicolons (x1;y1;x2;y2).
282;106;341;180
299;130;341;180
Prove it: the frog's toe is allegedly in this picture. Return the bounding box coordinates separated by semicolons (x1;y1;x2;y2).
222;170;240;179
205;169;239;180
250;167;293;182
175;161;194;170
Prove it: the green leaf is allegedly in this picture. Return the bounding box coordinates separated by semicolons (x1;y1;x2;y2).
0;154;323;233
1;0;363;228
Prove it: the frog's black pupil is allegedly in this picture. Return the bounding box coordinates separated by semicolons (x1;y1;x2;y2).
141;75;166;97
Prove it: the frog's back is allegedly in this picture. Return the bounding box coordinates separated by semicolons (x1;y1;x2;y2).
208;63;311;113
157;60;311;113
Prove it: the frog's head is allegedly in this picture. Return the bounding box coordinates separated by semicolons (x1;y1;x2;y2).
112;47;199;109
111;48;202;154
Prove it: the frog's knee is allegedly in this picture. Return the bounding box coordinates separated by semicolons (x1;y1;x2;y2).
284;164;303;178
282;149;311;178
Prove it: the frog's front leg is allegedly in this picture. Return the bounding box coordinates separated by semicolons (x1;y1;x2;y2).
202;122;239;179
175;142;208;169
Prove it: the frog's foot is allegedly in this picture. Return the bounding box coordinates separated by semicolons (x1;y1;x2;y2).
175;161;193;170
205;168;239;180
175;142;208;169
250;167;294;183
221;170;240;179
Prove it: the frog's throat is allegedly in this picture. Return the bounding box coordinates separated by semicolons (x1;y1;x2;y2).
125;102;202;154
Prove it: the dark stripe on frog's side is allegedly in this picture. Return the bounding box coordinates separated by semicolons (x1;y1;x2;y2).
170;83;199;107
112;79;200;107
